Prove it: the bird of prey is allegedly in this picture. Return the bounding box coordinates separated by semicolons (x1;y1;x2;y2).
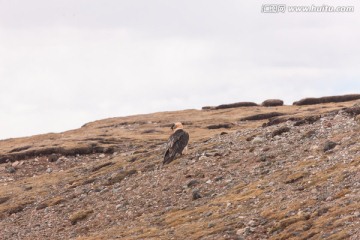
163;122;189;165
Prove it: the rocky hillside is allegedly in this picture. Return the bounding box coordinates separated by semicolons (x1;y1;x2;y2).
1;99;360;240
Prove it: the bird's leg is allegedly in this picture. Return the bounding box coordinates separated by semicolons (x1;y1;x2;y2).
182;146;188;155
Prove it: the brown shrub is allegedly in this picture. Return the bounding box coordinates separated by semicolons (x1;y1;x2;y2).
240;112;285;121
9;145;32;153
263;115;320;127
206;123;234;129
141;129;163;134
293;115;321;126
293;94;360;106
0;145;116;164
201;106;216;110
7;206;24;215
214;102;258;110
272;126;291;137
262;117;290;127
261;99;284;107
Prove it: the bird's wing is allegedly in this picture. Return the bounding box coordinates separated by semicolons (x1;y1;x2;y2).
163;130;189;164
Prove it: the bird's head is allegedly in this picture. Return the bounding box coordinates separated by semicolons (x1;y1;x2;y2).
171;122;184;132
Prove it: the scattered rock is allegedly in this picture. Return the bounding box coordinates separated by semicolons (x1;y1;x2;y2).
22;186;33;191
323;141;337;152
252;136;264;144
303;130;316;138
192;190;202;200
246;135;256;141
310;145;319;151
99;188;109;195
236;227;251;236
310;189;318;195
48;154;59;162
199;155;208;161
194;171;205;178
187;180;200;188
116;204;123;210
46;168;53;173
271;126;290;137
208;223;215;228
353;101;360;107
294;115;321;126
258;155;267;162
127;156;137;163
204;212;213;217
261;99;284;107
5;166;16;173
317;207;329;216
214;176;224;182
356;115;360;123
12;161;20;167
248;219;258;227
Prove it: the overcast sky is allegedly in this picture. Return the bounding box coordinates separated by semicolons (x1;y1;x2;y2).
1;0;360;139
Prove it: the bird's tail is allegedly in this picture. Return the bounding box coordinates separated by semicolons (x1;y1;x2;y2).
163;153;175;165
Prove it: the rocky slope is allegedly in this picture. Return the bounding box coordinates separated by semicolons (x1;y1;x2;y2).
1;100;359;240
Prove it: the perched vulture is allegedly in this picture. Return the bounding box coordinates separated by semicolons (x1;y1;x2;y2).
163;122;189;165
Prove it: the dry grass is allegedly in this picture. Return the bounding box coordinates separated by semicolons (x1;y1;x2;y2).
69;209;94;225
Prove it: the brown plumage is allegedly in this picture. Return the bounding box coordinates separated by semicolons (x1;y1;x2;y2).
163;122;189;165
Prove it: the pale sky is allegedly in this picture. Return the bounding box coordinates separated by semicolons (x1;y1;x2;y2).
1;0;360;139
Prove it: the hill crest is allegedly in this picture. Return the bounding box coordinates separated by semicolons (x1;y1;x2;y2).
1;98;360;239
